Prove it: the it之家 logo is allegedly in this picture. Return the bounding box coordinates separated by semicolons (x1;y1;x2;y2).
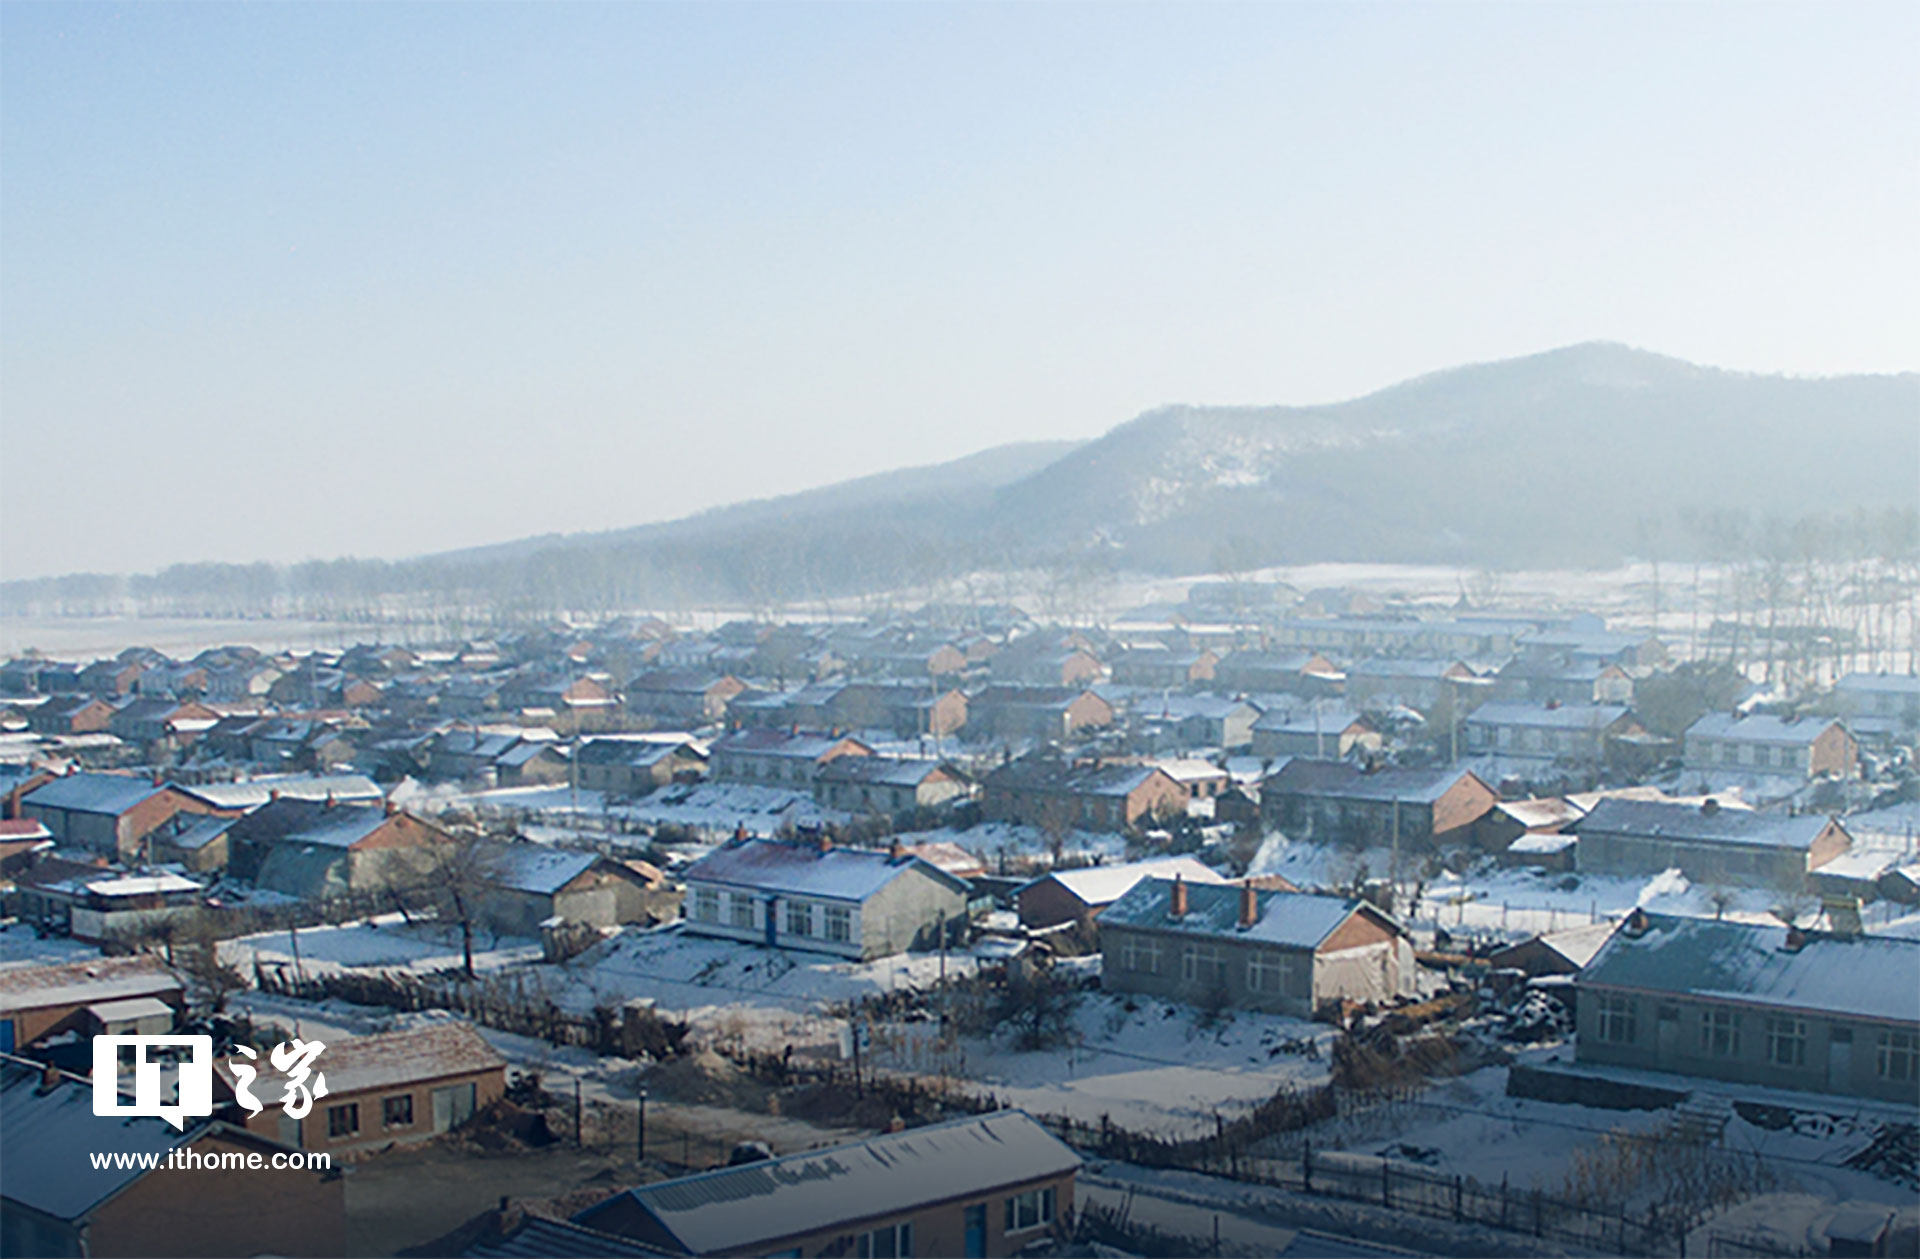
92;1035;328;1131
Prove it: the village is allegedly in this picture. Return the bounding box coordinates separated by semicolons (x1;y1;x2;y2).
0;571;1916;1258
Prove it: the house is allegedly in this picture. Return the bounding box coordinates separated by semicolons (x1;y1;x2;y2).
0;819;53;876
0;1058;346;1258
1484;921;1618;977
992;640;1102;688
476;843;677;935
225;798;450;901
1481;796;1588;867
215;1020;507;1155
681;837;969;960
1249;703;1380;760
1014;855;1225;929
574;736;707;796
625;670;746;726
573;1110;1079;1259
812;757;971;817
79;658;146;698
901;841;987;882
145;812;238;874
1572;797;1851;887
106;698;220;749
1576;910;1920;1104
981;757;1190;832
825;681;968;738
1211;651;1341;696
425;730;526;782
1462;703;1642;764
1109;645;1218;688
493;740;571;787
966;686;1115;743
27;695;115;736
1683;714;1859;780
1517;628;1668;670
1491;657;1637;707
0;956;183;1054
709;729;872;788
1260;760;1498;849
1343;658;1480;713
20;772;226;862
1128;694;1261;751
1100;877;1416;1016
31;872;205;946
1834;672;1920;728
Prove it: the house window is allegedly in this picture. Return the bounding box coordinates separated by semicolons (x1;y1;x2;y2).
692;887;720;923
1765;1017;1807;1067
1004;1186;1056;1233
1700;1009;1741;1058
1182;944;1226;987
1247;951;1290;994
327;1103;360;1139
823;905;852;944
1878;1030;1919;1083
1595;994;1637;1044
1119;935;1160;975
856;1222;913;1258
785;900;812;937
383;1094;414;1127
728;893;756;930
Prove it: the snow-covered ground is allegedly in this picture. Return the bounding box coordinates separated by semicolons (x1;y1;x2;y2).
893;820;1132;871
958;990;1334;1134
220;914;543;975
406;779;849;839
0;922;102;971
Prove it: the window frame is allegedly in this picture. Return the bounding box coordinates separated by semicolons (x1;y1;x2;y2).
823;905;853;944
1764;1016;1807;1068
1700;1008;1741;1058
382;1093;414;1128
1595;993;1637;1044
1878;1029;1919;1083
1004;1186;1057;1233
327;1102;360;1139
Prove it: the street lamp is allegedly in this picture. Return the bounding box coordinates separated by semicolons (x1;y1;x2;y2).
637;1086;648;1165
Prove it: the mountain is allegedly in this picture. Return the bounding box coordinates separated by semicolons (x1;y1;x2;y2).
6;343;1915;614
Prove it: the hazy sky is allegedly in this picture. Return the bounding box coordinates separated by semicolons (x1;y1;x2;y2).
2;2;1914;581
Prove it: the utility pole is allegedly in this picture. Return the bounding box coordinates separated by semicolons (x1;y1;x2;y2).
636;1086;648;1164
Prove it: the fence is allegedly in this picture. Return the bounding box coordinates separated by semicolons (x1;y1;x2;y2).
1032;1113;1689;1257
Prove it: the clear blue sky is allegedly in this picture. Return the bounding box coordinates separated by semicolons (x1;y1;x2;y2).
2;2;1914;580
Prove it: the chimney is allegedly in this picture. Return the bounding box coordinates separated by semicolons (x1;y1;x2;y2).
816;831;832;854
1701;797;1720;817
151;770;163;787
5;784;20;819
1622;907;1651;937
385;796;399;816
1238;880;1258;929
889;837;904;862
324;793;337;809
1170;874;1188;919
39;1061;62;1091
268;789;280;802
733;823;748;845
1782;926;1807;953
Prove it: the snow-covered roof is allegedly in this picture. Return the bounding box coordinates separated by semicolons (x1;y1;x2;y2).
1835;672;1920;695
1576;798;1840;851
710;729;872;761
1494;797;1588;832
0;1060;199;1221
1508;832;1576;854
684;838;962;902
1151;758;1229;784
1029;856;1226;908
0;956;180;1015
88;996;176;1023
485;845;602;895
1251;704;1368;735
815;756;958;788
1100;877;1391;951
1685;713;1845;746
155;813;236;851
1531;921;1618;969
83;872;201;898
1265;759;1486;805
178;774;382;810
215;1020;505;1099
576;1111;1079;1256
1582;913;1920;1025
1465;703;1631;730
23;772;165;816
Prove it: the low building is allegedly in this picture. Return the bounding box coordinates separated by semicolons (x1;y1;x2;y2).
0;1058;346;1258
1834;672;1920;728
1014;855;1225;929
216;1020;507;1155
1343;658;1480;713
1249;704;1379;760
1100;877;1416;1017
625;670;745;727
1576;910;1920;1105
681;837;969;960
225;798;450;901
573;1110;1079;1259
574;736;708;796
709;729;872;788
1211;651;1340;696
0;956;183;1054
1462;703;1641;764
1484;921;1618;977
1109;645;1219;688
966;686;1114;742
981;758;1189;833
476;844;677;936
1128;694;1261;751
1260;760;1498;850
1682;714;1859;780
1573;797;1851;887
20;772;226;863
38;872;205;946
812;757;971;817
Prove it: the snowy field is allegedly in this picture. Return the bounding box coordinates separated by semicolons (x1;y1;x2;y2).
0;922;103;971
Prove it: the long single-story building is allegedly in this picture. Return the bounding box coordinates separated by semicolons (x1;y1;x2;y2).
1573;797;1850;887
1576;910;1920;1105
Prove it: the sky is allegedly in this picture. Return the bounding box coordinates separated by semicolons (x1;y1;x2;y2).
2;2;1915;581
